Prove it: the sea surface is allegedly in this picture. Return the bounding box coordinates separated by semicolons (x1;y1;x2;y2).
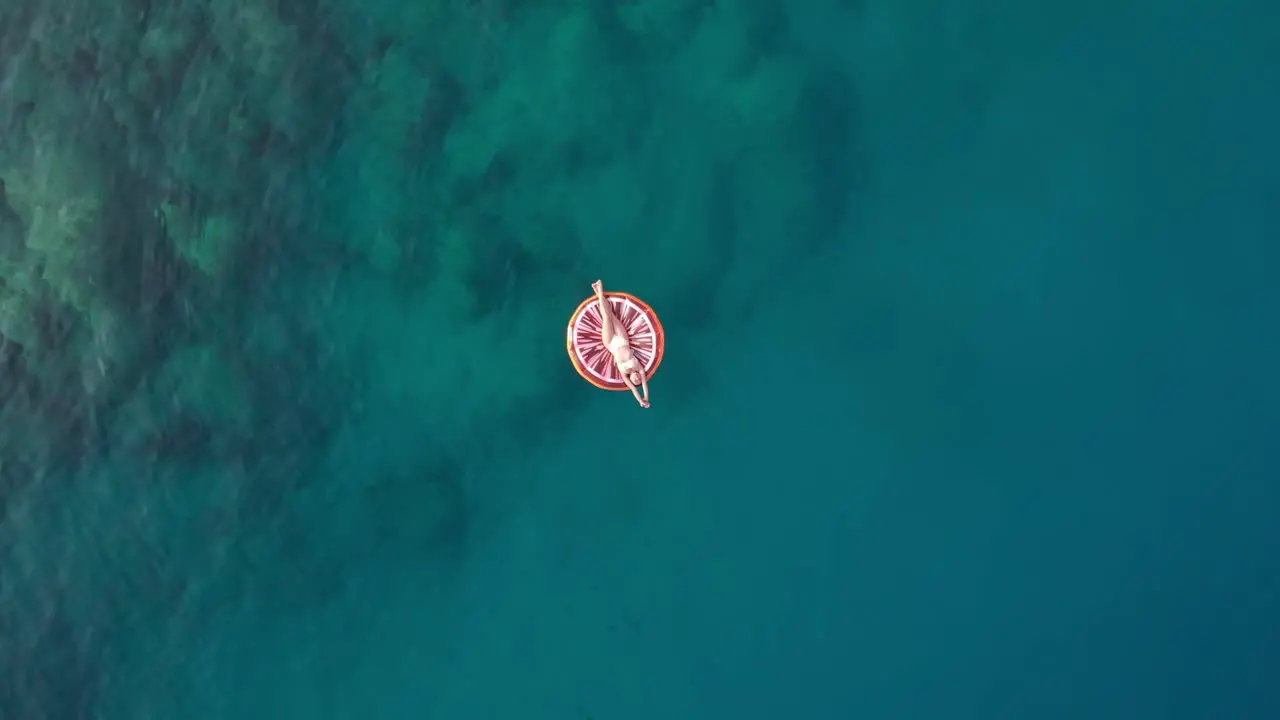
1;0;1277;718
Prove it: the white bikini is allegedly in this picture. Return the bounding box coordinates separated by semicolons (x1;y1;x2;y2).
609;334;639;374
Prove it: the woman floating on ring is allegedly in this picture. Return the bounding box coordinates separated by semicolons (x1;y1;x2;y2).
592;279;650;408
565;282;663;406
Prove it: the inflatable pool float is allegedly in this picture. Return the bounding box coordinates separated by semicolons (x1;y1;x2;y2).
566;292;665;391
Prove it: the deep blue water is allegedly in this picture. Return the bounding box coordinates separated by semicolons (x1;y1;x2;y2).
1;0;1277;718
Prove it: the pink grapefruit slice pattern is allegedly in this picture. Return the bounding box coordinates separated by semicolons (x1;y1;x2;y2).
566;292;665;391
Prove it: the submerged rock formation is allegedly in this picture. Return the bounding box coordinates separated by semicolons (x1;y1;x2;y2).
0;0;864;714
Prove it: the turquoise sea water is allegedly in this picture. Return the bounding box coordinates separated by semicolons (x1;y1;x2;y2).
1;0;1277;718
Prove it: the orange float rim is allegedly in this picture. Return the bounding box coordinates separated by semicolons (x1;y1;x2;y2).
566;291;665;391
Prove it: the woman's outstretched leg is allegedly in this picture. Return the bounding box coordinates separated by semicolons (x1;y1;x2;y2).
593;281;616;342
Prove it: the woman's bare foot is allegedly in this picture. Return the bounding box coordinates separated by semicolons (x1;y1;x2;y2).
591;280;603;295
